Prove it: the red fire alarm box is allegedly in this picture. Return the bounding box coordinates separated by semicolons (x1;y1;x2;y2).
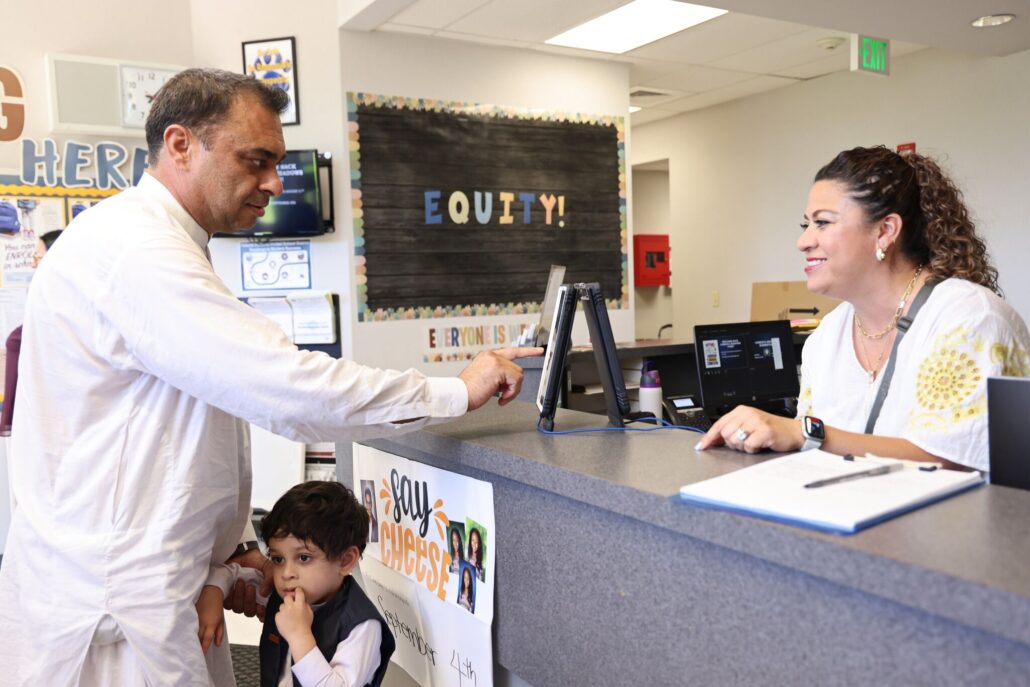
633;234;670;286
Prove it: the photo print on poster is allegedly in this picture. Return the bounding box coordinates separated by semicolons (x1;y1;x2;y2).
360;479;378;543
457;560;476;614
466;518;488;582
448;521;466;573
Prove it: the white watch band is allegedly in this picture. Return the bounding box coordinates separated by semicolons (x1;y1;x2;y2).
800;435;822;451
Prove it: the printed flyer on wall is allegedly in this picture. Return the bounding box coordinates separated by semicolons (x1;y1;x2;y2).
353;444;495;687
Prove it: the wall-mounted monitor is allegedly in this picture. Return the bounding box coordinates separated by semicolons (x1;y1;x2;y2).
218;149;334;238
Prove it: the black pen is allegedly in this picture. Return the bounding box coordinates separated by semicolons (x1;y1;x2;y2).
804;462;903;489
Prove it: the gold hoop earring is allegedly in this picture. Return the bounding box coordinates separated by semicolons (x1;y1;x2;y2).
875;246;886;262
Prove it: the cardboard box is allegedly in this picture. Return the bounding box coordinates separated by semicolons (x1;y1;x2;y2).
750;281;841;323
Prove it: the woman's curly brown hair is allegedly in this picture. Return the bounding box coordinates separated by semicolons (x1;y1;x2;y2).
815;146;1000;295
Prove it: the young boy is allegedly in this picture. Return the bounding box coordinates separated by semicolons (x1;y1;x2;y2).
199;481;395;687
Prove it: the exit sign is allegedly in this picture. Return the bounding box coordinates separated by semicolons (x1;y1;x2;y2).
851;34;890;76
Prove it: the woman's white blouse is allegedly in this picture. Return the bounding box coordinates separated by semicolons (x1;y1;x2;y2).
798;278;1030;472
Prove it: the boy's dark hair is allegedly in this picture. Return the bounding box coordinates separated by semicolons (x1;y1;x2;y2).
260;481;369;559
39;229;63;250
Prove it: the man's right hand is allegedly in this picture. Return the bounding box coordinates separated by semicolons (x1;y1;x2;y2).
223;551;273;621
458;347;543;411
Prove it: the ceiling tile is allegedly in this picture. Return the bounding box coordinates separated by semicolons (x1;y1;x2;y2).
448;0;628;43
642;64;754;92
660;74;799;113
434;30;529;49
708;26;853;74
772;49;849;79
628;58;685;86
389;0;493;30
629;12;810;64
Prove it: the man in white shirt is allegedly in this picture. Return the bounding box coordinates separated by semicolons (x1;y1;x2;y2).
0;68;537;686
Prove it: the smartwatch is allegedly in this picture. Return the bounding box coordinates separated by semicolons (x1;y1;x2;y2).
801;416;825;451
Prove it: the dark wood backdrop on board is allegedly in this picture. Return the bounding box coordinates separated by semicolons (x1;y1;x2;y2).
351;99;625;319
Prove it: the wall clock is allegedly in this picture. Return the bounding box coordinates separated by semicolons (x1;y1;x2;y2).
46;54;185;137
119;65;179;128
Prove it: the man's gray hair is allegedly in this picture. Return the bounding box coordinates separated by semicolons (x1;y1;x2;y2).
145;68;289;165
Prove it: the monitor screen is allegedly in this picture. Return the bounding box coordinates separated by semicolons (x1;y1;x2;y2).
230;150;325;238
693;320;799;418
536;283;576;430
534;265;567;347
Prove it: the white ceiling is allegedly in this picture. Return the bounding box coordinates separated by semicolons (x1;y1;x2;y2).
344;0;1030;127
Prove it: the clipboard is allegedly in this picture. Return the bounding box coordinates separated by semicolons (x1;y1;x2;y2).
677;450;984;534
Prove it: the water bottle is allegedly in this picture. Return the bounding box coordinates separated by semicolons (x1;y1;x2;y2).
638;363;663;421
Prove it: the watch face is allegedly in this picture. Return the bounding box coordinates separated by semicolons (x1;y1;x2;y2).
804;416;826;440
120;66;179;128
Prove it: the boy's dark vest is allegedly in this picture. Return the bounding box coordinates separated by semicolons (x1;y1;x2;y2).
259;576;396;687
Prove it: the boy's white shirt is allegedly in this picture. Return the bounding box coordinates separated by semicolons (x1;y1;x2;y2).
210;564;382;687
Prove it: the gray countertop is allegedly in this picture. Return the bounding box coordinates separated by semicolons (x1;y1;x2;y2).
362;400;1030;648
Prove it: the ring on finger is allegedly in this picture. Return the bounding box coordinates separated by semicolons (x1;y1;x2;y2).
735;427;750;442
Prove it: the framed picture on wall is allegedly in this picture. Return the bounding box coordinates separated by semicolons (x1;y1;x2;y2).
242;36;299;125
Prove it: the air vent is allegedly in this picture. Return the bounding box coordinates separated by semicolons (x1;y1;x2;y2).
629;88;671;98
629;87;686;108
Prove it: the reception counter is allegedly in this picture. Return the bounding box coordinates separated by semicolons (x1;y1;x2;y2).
340;401;1030;685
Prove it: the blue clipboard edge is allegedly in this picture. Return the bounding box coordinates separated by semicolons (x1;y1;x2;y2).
672;479;985;536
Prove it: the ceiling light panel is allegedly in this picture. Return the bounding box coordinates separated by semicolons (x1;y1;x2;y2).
449;0;626;42
546;0;727;54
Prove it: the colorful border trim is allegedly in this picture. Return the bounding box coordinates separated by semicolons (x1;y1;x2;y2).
346;92;628;322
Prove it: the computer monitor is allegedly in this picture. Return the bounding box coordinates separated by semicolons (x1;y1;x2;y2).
536;283;577;431
693;320;799;420
537;282;631;430
988;377;1030;490
579;282;631;427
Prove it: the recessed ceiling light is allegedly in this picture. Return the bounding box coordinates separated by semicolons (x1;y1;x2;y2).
629;106;642;113
546;0;727;55
972;13;1015;27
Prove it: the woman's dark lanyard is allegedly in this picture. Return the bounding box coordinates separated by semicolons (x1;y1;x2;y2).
864;280;939;433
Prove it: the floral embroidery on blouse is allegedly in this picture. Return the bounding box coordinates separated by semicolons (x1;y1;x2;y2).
991;341;1030;377
910;325;985;429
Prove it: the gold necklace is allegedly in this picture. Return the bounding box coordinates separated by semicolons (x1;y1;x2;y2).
856;331;892;383
855;265;924;339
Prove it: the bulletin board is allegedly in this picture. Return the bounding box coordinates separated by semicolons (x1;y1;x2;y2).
0;175;117;338
347;93;627;322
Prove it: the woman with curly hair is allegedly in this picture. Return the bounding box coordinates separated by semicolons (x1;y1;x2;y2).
699;146;1029;472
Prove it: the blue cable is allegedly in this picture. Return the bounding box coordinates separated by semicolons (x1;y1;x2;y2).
536;417;706;436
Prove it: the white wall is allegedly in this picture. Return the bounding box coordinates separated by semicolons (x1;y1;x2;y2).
631;169;673;339
0;0;194;175
632;47;1030;337
190;0;357;357
338;30;632;373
